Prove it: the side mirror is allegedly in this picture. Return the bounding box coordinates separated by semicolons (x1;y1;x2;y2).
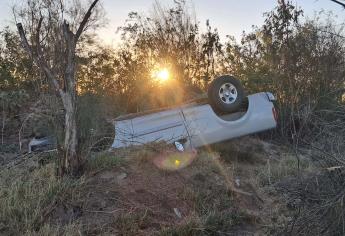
174;141;185;152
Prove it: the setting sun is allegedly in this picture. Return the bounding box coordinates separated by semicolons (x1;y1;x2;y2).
154;68;170;82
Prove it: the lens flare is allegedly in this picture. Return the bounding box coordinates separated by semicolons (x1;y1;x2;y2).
153;149;197;171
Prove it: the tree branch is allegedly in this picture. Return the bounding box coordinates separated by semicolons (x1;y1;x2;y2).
35;17;43;55
62;21;76;94
63;20;72;42
330;0;345;9
75;0;100;40
17;23;34;59
17;22;63;97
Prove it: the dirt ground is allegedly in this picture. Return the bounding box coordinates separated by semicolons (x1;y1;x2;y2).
34;136;297;236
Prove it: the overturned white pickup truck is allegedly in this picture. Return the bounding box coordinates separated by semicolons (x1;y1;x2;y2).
112;75;277;149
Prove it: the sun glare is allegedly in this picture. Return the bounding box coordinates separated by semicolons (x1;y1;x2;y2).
155;68;170;82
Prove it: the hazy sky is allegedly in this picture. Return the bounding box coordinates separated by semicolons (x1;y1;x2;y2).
0;0;344;46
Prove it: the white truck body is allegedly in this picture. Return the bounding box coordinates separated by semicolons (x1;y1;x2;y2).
112;92;277;149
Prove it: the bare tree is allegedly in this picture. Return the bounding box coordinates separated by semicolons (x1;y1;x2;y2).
16;0;100;176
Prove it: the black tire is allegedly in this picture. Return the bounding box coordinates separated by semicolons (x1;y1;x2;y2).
208;75;244;113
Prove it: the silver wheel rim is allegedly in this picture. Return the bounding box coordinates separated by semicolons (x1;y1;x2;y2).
218;83;238;104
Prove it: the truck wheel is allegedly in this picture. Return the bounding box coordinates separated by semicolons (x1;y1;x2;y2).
208;75;244;113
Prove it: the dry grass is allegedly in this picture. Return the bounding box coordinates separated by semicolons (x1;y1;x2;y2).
257;152;313;186
0;136;311;235
85;151;125;172
0;156;81;235
23;222;83;236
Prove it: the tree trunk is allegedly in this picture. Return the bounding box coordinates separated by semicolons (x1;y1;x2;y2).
60;36;80;176
60;93;80;175
1;101;5;145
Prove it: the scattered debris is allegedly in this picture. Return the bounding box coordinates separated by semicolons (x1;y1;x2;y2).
235;177;241;187
173;208;182;218
116;172;127;181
